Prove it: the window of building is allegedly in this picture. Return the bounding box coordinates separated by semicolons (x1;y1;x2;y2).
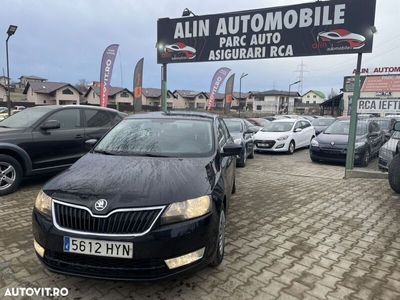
313;101;316;104
307;95;310;98
313;95;316;98
120;92;129;98
196;103;204;109
62;88;74;95
198;94;204;99
306;101;310;104
256;105;262;111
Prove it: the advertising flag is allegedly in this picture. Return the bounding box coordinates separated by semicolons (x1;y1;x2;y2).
208;67;231;110
224;74;235;112
133;58;144;112
100;44;119;107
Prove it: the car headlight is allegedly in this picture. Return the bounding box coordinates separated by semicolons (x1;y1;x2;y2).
311;139;319;147
355;142;365;149
161;196;211;224
234;138;242;145
35;190;52;216
277;135;289;141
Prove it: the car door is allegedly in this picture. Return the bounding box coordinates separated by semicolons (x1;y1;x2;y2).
83;108;121;141
242;120;254;153
368;122;382;154
301;120;314;146
30;108;85;170
218;119;234;199
292;121;304;148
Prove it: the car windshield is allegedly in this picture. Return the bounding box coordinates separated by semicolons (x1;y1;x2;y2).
324;121;368;135
94;118;214;157
224;120;242;133
0;107;53;128
372;119;391;130
312;118;335;126
261;121;294;132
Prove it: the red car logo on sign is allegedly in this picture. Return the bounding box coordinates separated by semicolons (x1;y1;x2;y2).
317;29;366;50
164;42;196;60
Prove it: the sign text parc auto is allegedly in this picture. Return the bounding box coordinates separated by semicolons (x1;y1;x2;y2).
157;0;376;64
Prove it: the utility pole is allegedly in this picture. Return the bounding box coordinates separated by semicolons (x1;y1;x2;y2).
295;60;308;96
161;63;168;112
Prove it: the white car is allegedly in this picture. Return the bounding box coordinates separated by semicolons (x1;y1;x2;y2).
253;119;315;154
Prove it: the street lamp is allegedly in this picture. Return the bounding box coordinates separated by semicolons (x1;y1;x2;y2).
182;8;197;17
239;73;248;117
287;80;300;114
6;25;18;116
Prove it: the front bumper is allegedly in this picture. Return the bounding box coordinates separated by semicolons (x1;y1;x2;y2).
310;146;366;164
254;139;290;152
32;207;218;281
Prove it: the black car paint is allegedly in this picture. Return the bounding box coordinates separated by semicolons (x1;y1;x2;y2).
0;106;124;176
310;120;383;165
33;112;238;280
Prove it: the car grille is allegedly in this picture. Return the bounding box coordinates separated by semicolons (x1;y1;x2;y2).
53;201;163;236
255;140;276;149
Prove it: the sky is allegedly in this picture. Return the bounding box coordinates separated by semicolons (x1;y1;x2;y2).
1;0;399;97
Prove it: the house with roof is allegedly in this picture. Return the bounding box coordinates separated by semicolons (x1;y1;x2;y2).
231;92;253;110
0;84;7;103
18;75;47;89
252;90;300;114
84;86;133;105
23;81;81;105
141;88;176;109
173;90;208;110
0;76;10;87
301;90;326;105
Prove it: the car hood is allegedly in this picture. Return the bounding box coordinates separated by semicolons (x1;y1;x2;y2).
0;127;26;136
316;133;366;146
253;131;291;140
43;153;215;210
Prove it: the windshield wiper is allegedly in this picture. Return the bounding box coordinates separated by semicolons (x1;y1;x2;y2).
135;153;172;158
92;149;116;155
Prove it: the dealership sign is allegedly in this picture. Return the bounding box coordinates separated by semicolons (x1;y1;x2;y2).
343;75;400;93
157;0;376;63
358;99;400;114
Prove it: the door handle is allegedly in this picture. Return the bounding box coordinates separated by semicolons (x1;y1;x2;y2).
75;134;83;139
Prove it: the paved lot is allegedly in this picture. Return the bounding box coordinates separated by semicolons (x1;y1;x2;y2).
1;149;400;300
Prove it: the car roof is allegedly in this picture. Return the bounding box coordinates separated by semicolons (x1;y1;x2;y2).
127;111;218;121
27;105;121;113
272;119;297;123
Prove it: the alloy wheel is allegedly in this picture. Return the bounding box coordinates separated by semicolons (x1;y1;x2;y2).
218;210;226;256
0;162;16;191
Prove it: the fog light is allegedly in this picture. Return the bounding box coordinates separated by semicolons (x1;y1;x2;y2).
34;240;45;258
164;247;205;269
275;144;284;149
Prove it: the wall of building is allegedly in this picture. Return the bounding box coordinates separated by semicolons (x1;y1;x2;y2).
55;87;80;105
302;91;325;105
0;86;6;102
114;91;133;104
26;86;55;105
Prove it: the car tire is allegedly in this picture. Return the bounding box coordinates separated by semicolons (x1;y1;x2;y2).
361;149;371;167
248;146;255;159
389;154;400;193
0;154;23;196
287;141;295;155
210;208;226;267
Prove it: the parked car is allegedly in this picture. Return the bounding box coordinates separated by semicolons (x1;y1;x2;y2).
370;117;397;142
0;105;126;195
389;121;400;193
14;105;26;111
253;119;315;154
246;118;269;128
32;111;242;280
310;118;384;167
224;118;257;167
311;117;336;135
380;121;400;171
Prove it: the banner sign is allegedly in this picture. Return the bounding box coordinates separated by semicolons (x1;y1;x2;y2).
100;44;119;107
224;74;235;112
358;98;400;114
208;67;231;110
343;75;400;93
157;0;376;64
353;66;400;75
133;58;144;112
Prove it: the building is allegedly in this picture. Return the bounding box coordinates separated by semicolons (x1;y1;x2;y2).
320;94;344;117
84;86;133;106
18;75;47;89
0;84;7;102
23;81;81;105
141;88;175;109
232;92;253;110
0;76;10;86
173;90;208;110
252;90;300;114
301;90;326;105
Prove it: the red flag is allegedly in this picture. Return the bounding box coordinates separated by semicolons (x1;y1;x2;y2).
100;44;119;107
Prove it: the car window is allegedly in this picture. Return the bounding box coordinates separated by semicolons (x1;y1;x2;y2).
216;119;228;148
0;107;53;128
220;119;231;141
84;109;113;128
370;122;380;133
302;121;311;128
45;109;81;130
294;121;302;129
224;119;242;133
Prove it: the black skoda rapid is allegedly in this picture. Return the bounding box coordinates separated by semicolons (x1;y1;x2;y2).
32;112;242;280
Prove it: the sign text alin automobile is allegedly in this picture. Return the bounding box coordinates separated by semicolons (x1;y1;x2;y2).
157;0;376;64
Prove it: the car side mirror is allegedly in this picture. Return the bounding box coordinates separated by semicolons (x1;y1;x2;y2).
40;120;60;131
394;121;400;132
246;127;259;134
294;128;302;133
221;143;242;157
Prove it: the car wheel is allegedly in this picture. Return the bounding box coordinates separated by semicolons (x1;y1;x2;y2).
308;136;315;148
287;141;295;155
361;149;371;167
389;154;400;193
0;154;23;196
210;208;226;267
237;148;246;167
248;146;255;159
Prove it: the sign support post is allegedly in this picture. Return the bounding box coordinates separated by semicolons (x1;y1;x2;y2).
161;63;168;112
345;53;363;173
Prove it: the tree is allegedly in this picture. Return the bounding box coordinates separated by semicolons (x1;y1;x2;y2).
75;79;89;93
327;88;338;99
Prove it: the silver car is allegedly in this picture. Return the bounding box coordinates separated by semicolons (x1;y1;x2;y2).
379;131;400;171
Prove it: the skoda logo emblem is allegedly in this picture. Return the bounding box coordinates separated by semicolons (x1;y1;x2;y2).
330;141;335;146
94;199;108;211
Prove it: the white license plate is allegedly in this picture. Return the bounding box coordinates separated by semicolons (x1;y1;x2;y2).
63;236;133;259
